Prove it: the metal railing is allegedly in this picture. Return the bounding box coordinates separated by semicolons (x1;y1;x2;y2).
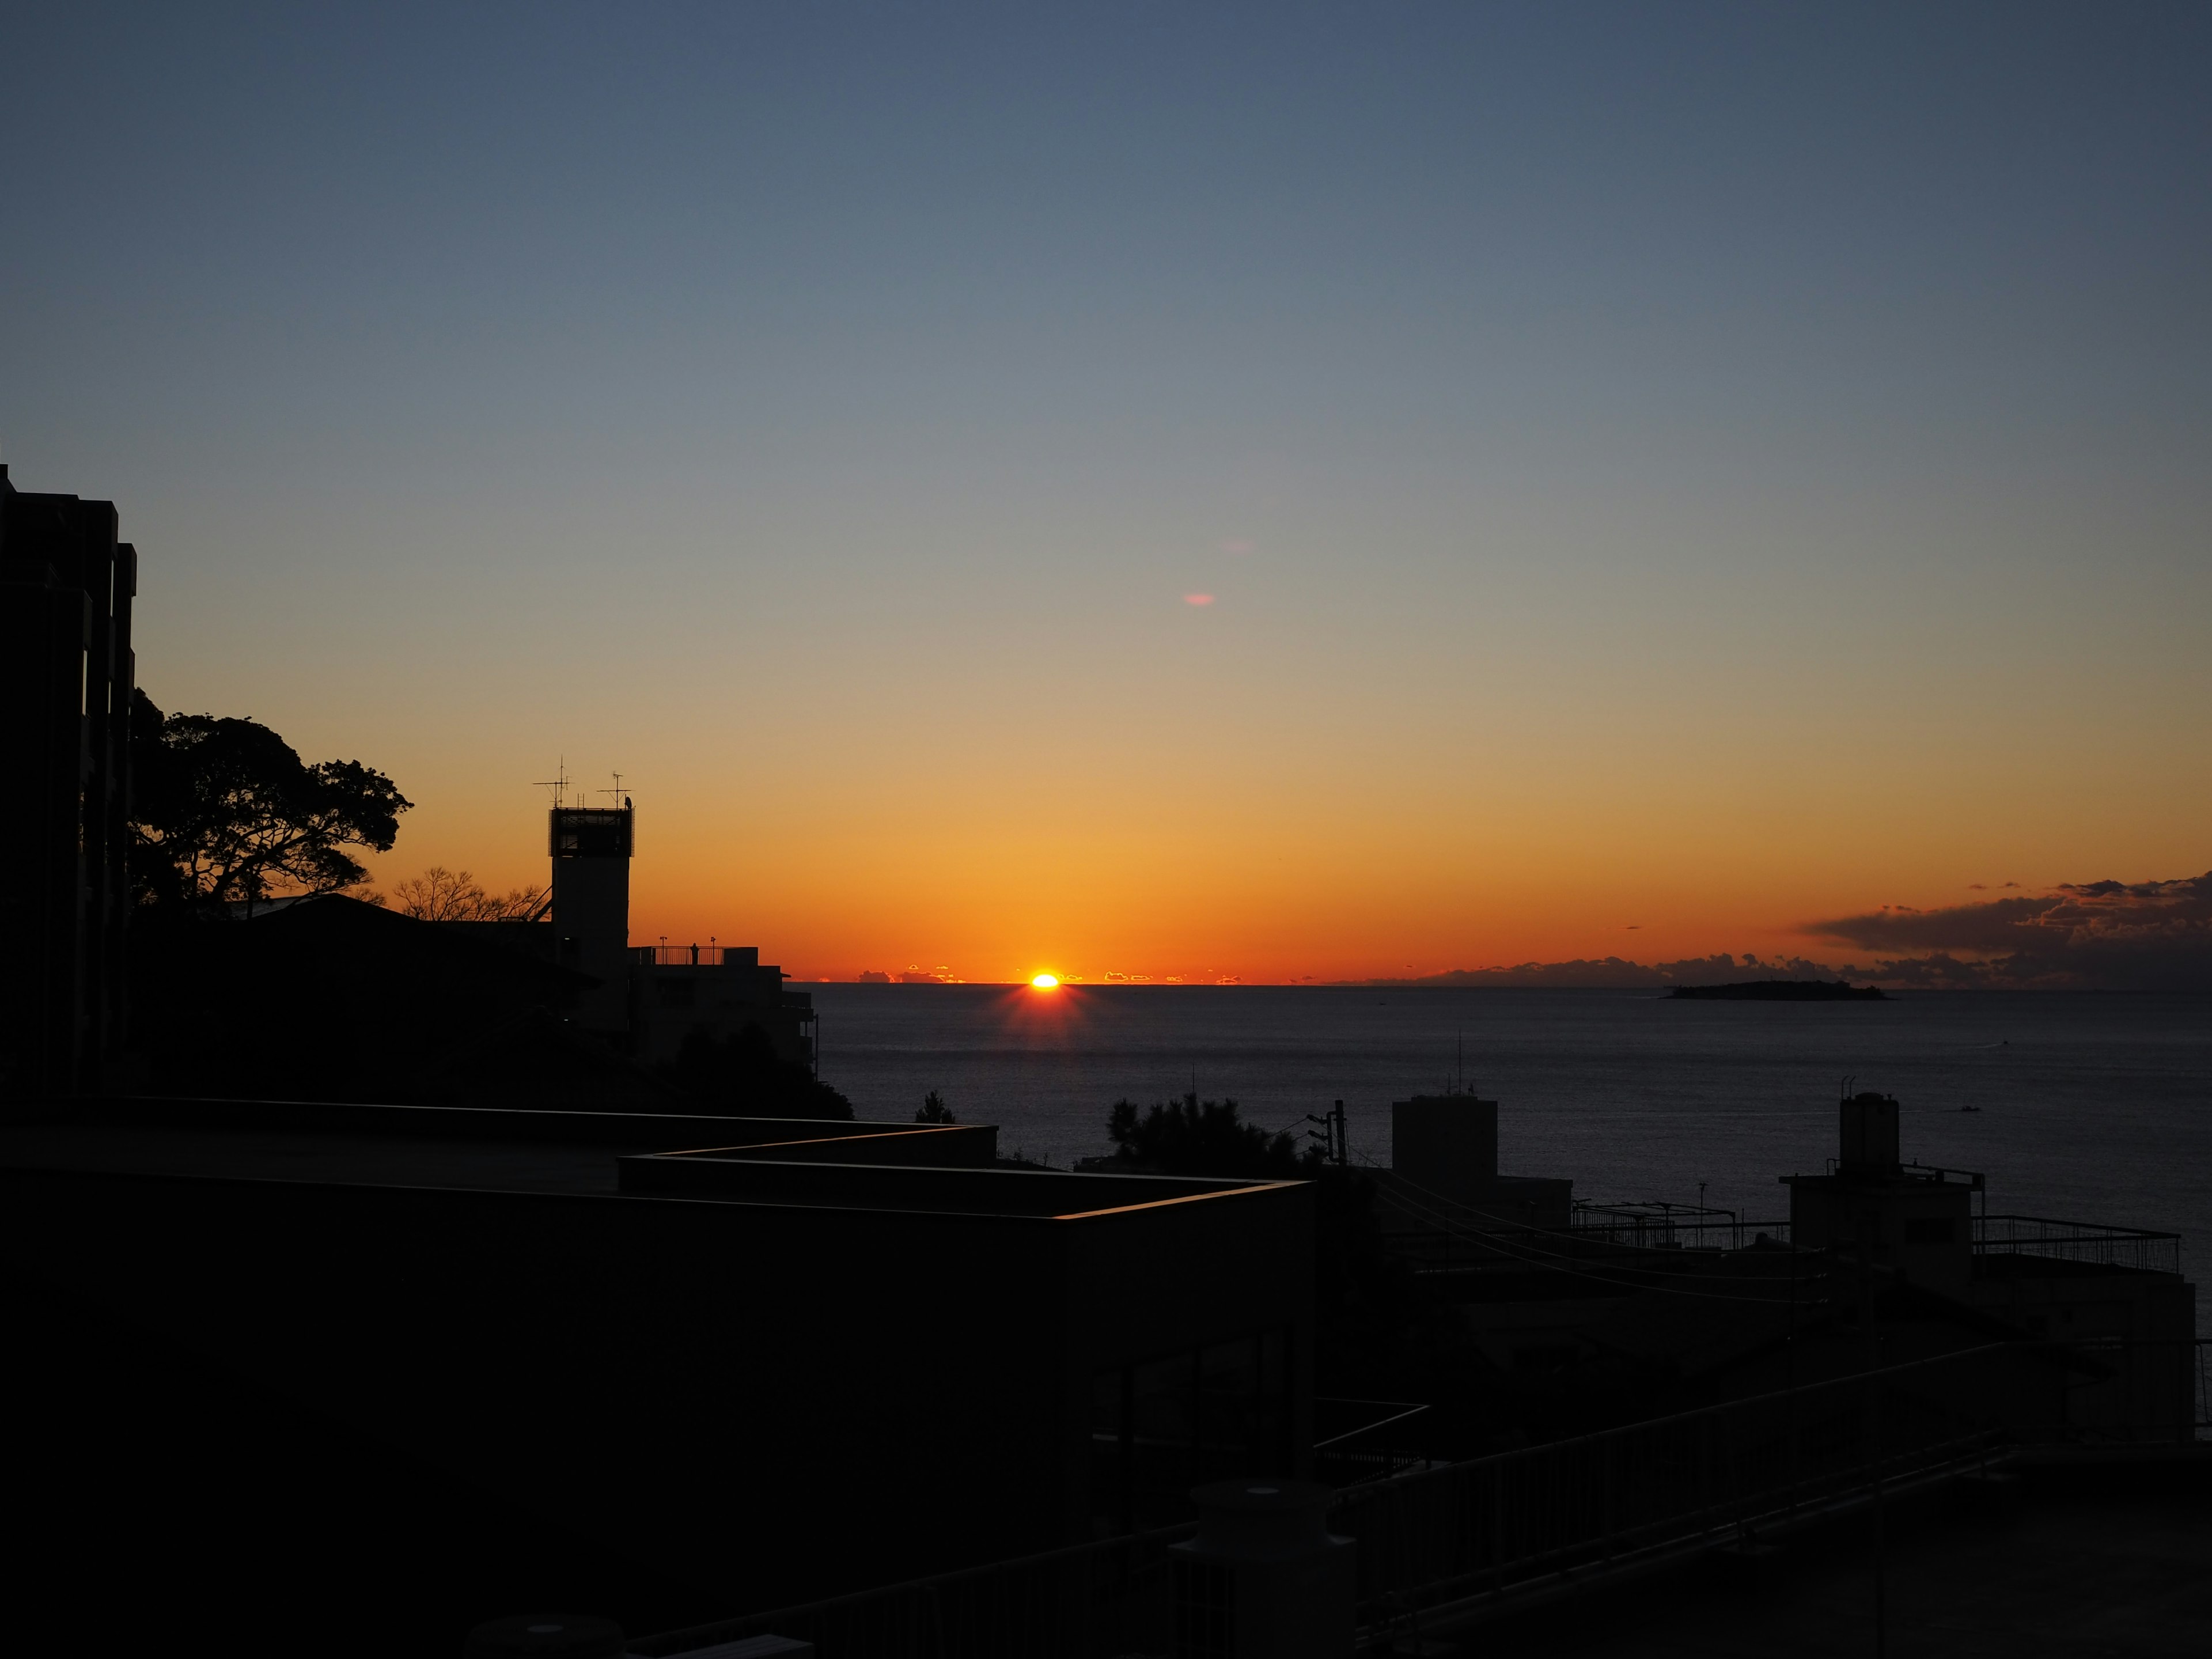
1570;1204;1793;1253
1315;1397;1436;1487
635;944;754;967
1373;1176;1798;1284
637;1343;2089;1659
630;1520;1198;1659
1334;1343;2035;1641
1974;1214;2183;1277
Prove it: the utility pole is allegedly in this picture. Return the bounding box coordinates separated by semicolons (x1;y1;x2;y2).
1305;1100;1349;1168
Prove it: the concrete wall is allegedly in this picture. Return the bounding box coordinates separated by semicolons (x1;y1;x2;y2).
1968;1258;2198;1440
1787;1175;1976;1300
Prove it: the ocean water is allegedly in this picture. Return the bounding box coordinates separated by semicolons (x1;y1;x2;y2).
807;985;2212;1270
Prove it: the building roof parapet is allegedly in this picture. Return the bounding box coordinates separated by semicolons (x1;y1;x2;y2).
618;1147;1304;1221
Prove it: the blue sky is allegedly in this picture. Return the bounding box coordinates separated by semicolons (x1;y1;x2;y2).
6;2;2208;978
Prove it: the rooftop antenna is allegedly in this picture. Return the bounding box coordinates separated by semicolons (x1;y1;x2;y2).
602;770;626;807
533;759;571;811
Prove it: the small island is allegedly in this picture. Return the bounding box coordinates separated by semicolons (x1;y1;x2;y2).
1667;979;1889;1002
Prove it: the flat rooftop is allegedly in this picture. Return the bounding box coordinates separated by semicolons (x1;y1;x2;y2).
0;1098;1294;1221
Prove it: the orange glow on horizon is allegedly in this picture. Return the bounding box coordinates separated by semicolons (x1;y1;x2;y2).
1030;973;1060;990
351;766;2210;986
74;12;2209;998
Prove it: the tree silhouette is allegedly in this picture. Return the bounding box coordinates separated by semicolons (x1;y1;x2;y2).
387;866;543;922
1104;1092;1316;1179
915;1090;956;1123
130;688;411;911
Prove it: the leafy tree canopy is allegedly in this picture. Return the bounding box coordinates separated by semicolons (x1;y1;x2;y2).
130;688;412;911
915;1089;956;1123
1105;1092;1317;1179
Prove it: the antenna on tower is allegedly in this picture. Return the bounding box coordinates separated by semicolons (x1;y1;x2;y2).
533;759;571;810
602;771;626;806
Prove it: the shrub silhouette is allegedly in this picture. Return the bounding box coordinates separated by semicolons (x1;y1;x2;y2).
1104;1092;1317;1179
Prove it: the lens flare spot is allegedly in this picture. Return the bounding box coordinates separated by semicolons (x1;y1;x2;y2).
1031;973;1060;990
1183;593;1215;606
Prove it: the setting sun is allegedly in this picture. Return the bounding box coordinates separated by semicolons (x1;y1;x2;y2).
1029;973;1060;990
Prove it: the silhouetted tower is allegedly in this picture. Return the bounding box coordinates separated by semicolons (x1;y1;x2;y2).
550;804;633;1036
0;467;136;1097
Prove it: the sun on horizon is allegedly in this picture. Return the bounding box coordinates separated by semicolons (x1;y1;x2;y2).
1030;973;1060;990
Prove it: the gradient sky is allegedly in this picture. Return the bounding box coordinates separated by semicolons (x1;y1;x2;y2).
6;2;2208;982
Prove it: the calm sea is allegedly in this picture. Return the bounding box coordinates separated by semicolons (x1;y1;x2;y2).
806;985;2212;1275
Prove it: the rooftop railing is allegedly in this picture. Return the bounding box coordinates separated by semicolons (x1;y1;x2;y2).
633;944;760;968
1973;1214;2184;1277
1383;1165;2191;1290
1375;1171;1794;1268
1570;1202;1787;1253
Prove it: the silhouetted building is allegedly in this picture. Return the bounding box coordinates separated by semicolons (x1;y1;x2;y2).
1382;1093;1573;1229
132;894;684;1111
550;805;634;1032
1781;1093;2195;1422
536;801;816;1070
1361;1089;2195;1444
1783;1090;1980;1298
632;942;815;1072
0;467;135;1098
1;1097;1314;1609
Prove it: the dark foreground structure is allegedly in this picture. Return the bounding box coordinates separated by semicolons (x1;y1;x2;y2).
0;465;135;1099
6;1095;2202;1656
609;1092;2203;1658
2;1096;1311;1649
